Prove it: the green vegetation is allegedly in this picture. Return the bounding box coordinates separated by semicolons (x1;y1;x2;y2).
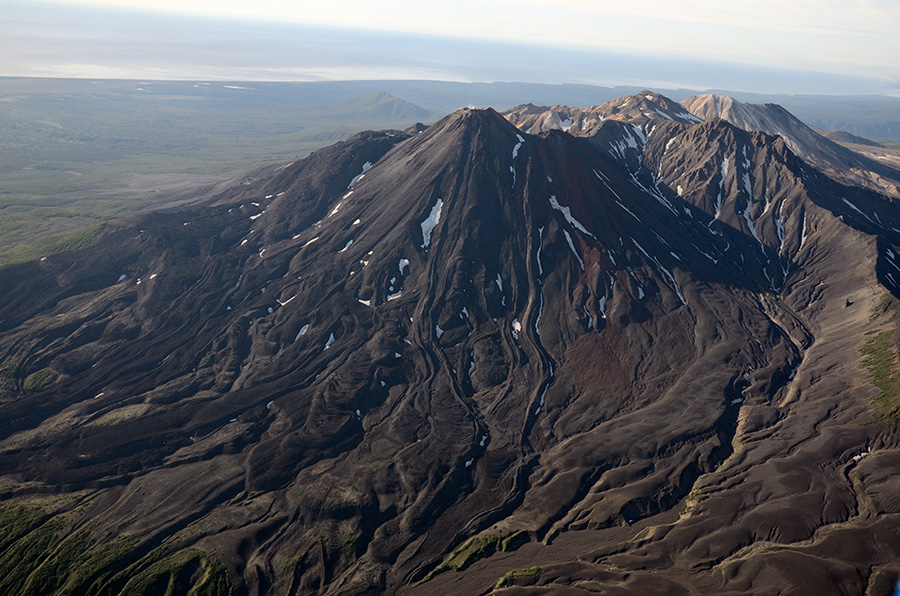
0;222;105;267
861;328;900;431
0;79;435;267
0;503;232;596
281;555;302;574
872;292;897;320
682;488;704;515
341;532;357;561
118;549;233;596
0;505;52;554
0;513;64;593
23;368;59;392
496;566;541;588
439;534;502;572
859;294;900;431
22;532;138;596
416;529;530;585
500;530;529;552
0;507;138;596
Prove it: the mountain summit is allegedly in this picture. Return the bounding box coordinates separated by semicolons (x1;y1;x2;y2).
1;93;900;595
682;93;900;197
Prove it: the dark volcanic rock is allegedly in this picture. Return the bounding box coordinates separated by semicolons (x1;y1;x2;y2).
681;93;900;198
1;95;900;595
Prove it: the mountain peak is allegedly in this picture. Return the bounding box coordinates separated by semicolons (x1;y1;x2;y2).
425;105;523;140
682;93;900;197
503;90;701;135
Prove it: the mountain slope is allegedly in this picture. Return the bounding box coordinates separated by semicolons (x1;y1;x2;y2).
682;93;900;198
1;96;900;595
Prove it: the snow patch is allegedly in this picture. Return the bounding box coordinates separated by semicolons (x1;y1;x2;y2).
294;324;309;342
549;195;595;238
563;230;585;270
420;199;444;249
536;226;545;275
324;333;335;350
399;258;409;275
348;161;372;188
664;138;677;155
655;109;673;120
712;161;726;223
512;139;523;159
842;198;875;224
633;240;685;304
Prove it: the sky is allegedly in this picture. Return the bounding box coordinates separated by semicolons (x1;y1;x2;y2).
2;0;899;95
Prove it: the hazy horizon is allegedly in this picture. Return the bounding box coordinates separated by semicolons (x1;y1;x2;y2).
3;0;899;96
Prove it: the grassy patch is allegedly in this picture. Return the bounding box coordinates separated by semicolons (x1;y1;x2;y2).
496;566;541;588
872;292;897;320
0;515;139;596
500;530;529;552
23;368;58;392
0;506;231;596
681;487;704;515
439;534;501;572
0;221;105;267
0;514;64;593
281;555;302;574
341;532;357;561
860;328;900;431
0;504;52;554
118;548;233;596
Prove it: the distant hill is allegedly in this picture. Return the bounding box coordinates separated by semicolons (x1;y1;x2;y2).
819;129;885;147
314;91;434;123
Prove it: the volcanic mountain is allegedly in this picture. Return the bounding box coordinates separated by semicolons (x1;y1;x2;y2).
1;92;900;595
680;93;900;198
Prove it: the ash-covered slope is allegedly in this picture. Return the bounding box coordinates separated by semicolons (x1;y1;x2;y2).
1;97;900;596
682;93;900;198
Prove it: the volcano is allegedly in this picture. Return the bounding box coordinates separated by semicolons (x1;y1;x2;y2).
1;92;900;596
